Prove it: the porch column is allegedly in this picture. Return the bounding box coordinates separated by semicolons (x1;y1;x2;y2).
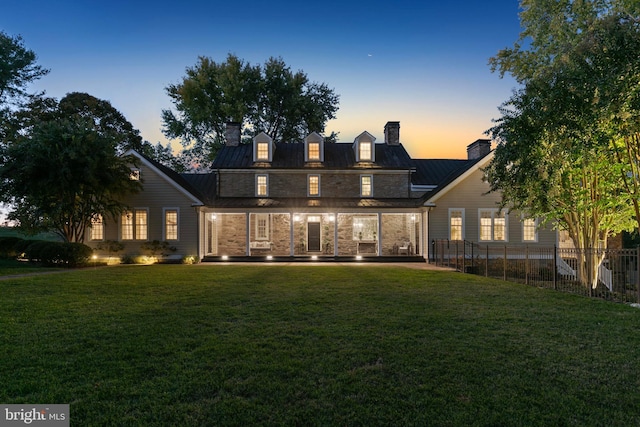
334;212;339;256
377;212;383;256
290;213;295;256
245;213;250;256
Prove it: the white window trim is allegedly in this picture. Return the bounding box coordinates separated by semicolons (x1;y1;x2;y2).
353;131;376;162
163;208;180;241
121;208;149;241
478;208;508;242
307;174;321;197
360;174;373;197
255;174;269;197
90;214;104;241
253;132;274;162
522;216;538;243
448;208;465;241
255;213;270;240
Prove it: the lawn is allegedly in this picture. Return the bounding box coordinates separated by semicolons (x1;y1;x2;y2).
0;258;58;276
1;264;640;426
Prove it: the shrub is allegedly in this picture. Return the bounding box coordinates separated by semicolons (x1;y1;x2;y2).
96;240;125;256
0;237;25;259
14;239;36;258
121;254;136;264
182;255;198;265
22;240;92;267
63;242;93;267
141;240;176;256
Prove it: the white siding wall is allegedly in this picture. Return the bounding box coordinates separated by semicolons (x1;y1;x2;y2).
428;169;557;247
88;163;201;258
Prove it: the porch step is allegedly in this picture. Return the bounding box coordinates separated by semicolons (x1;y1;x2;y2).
201;255;425;263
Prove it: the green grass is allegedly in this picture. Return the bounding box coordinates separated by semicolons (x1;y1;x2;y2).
1;265;640;426
0;258;58;276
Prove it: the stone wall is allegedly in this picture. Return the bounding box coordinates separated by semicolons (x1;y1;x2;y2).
212;212;420;257
218;171;411;198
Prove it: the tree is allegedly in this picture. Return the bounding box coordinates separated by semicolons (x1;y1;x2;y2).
486;0;639;288
138;140;191;173
162;54;339;167
0;95;142;242
0;31;48;111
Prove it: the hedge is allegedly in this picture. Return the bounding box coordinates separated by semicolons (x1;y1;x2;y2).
0;237;94;267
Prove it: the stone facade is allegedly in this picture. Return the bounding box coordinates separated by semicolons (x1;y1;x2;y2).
218;171;411;198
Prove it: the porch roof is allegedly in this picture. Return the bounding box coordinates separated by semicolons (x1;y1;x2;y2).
206;197;424;209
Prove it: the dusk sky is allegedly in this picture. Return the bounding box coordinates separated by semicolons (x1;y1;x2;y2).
3;0;523;160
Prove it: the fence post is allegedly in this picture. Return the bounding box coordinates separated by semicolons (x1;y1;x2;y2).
485;244;489;277
503;245;507;281
462;240;466;273
525;245;529;286
553;245;557;290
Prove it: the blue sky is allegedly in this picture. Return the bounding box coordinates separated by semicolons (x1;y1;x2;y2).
2;0;522;159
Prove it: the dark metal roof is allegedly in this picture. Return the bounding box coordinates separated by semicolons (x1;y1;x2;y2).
180;172;217;205
413;152;491;201
136;152;213;204
411;159;473;186
211;142;414;170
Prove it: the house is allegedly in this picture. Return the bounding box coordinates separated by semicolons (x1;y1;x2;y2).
87;121;557;262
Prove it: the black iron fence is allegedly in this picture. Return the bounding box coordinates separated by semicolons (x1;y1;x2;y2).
431;239;640;304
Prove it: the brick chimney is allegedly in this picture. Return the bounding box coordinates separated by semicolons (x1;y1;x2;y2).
225;122;241;146
466;139;491;160
384;121;400;145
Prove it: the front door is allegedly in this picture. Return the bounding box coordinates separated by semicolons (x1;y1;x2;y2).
307;221;321;252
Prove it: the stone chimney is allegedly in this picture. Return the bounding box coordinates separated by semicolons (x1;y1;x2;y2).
384;121;400;145
225;122;241;146
466;139;491;160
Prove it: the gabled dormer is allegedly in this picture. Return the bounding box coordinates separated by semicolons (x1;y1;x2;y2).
353;131;376;163
305;132;324;163
253;132;274;163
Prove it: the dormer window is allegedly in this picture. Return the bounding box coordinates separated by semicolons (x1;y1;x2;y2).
253;132;274;162
308;142;320;160
353;131;376;162
359;141;372;161
257;142;269;160
305;132;324;162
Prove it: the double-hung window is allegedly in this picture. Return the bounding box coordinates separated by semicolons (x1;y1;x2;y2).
255;214;269;240
164;208;179;241
479;209;507;242
308;175;320;197
449;209;464;241
360;175;372;197
121;209;148;241
90;214;104;241
359;141;372;161
522;217;537;242
256;174;268;197
256;142;269;161
308;142;320;161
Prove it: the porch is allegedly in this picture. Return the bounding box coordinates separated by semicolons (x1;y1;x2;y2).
201;255;425;263
201;211;423;259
